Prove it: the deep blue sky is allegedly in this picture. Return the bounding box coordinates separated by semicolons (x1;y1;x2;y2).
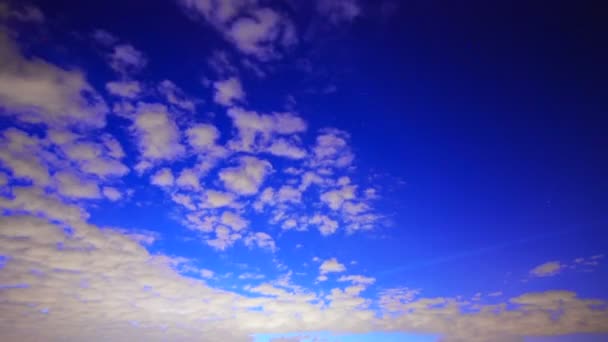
0;0;607;341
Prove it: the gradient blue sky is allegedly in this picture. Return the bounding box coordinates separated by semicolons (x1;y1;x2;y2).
0;0;607;341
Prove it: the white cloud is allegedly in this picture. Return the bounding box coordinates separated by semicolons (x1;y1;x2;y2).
133;103;185;162
179;1;296;60
176;168;201;189
266;138;307;159
186;123;220;150
320;257;346;275
320;184;356;210
530;261;563;277
276;185;301;204
109;44;147;74
219;156;272;195
244;232;276;252
106;80;142;98
206;225;241;250
0;128;51;185
310;214;339;235
158;80;196;111
220;211;248;231
55;171;101;199
227;8;297;60
338;275;375;285
202;189;236;208
226;106;307;152
151;168;175;187
0;30;108;128
213;77;245;106
200;268;215;279
102;186;122;201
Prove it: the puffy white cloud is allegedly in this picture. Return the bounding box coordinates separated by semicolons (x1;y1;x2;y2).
214;77;245;106
320;184;356;210
276;185;301;204
109;44;147;74
219;156;272;195
206;225;241;250
176;168;201;189
0;30;108;128
0;128;51;185
220;211;248;231
151;168;175;187
266;138;307;159
106;80;142;98
179;1;296;60
202;189;236;208
320;257;346;275
102;186;122;201
244;231;276;252
133;103;185;162
310;214;339;235
158;80;196;112
227;8;297;60
54;171;101;199
226;107;307;152
186;123;220;150
312;129;354;168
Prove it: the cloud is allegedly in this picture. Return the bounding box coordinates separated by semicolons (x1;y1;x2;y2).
219;156;272;195
158;80;196;112
0;128;51;185
529;255;604;278
320;257;346;275
310;214;339;236
0;30;108;128
92;29;118;46
316;0;361;24
176;168;201;190
151;168;175;187
9;5;45;23
529;261;563;277
102;186;122;201
227;8;297;60
186;123;220;150
226;107;307;152
214;77;246;106
109;44;147;74
266;138;307;159
106;80;142;98
244;232;276;252
202;189;237;208
132;103;185;163
179;0;296;60
311;129;354;168
338;275;376;285
320;184;356;210
54;171;101;199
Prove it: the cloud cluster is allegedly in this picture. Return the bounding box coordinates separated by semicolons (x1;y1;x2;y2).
179;0;296;60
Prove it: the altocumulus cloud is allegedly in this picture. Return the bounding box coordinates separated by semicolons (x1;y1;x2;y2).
0;3;607;342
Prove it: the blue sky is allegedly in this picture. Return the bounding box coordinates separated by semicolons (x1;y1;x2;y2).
0;0;607;341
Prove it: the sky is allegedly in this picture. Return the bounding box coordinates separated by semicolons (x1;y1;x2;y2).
0;0;607;341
